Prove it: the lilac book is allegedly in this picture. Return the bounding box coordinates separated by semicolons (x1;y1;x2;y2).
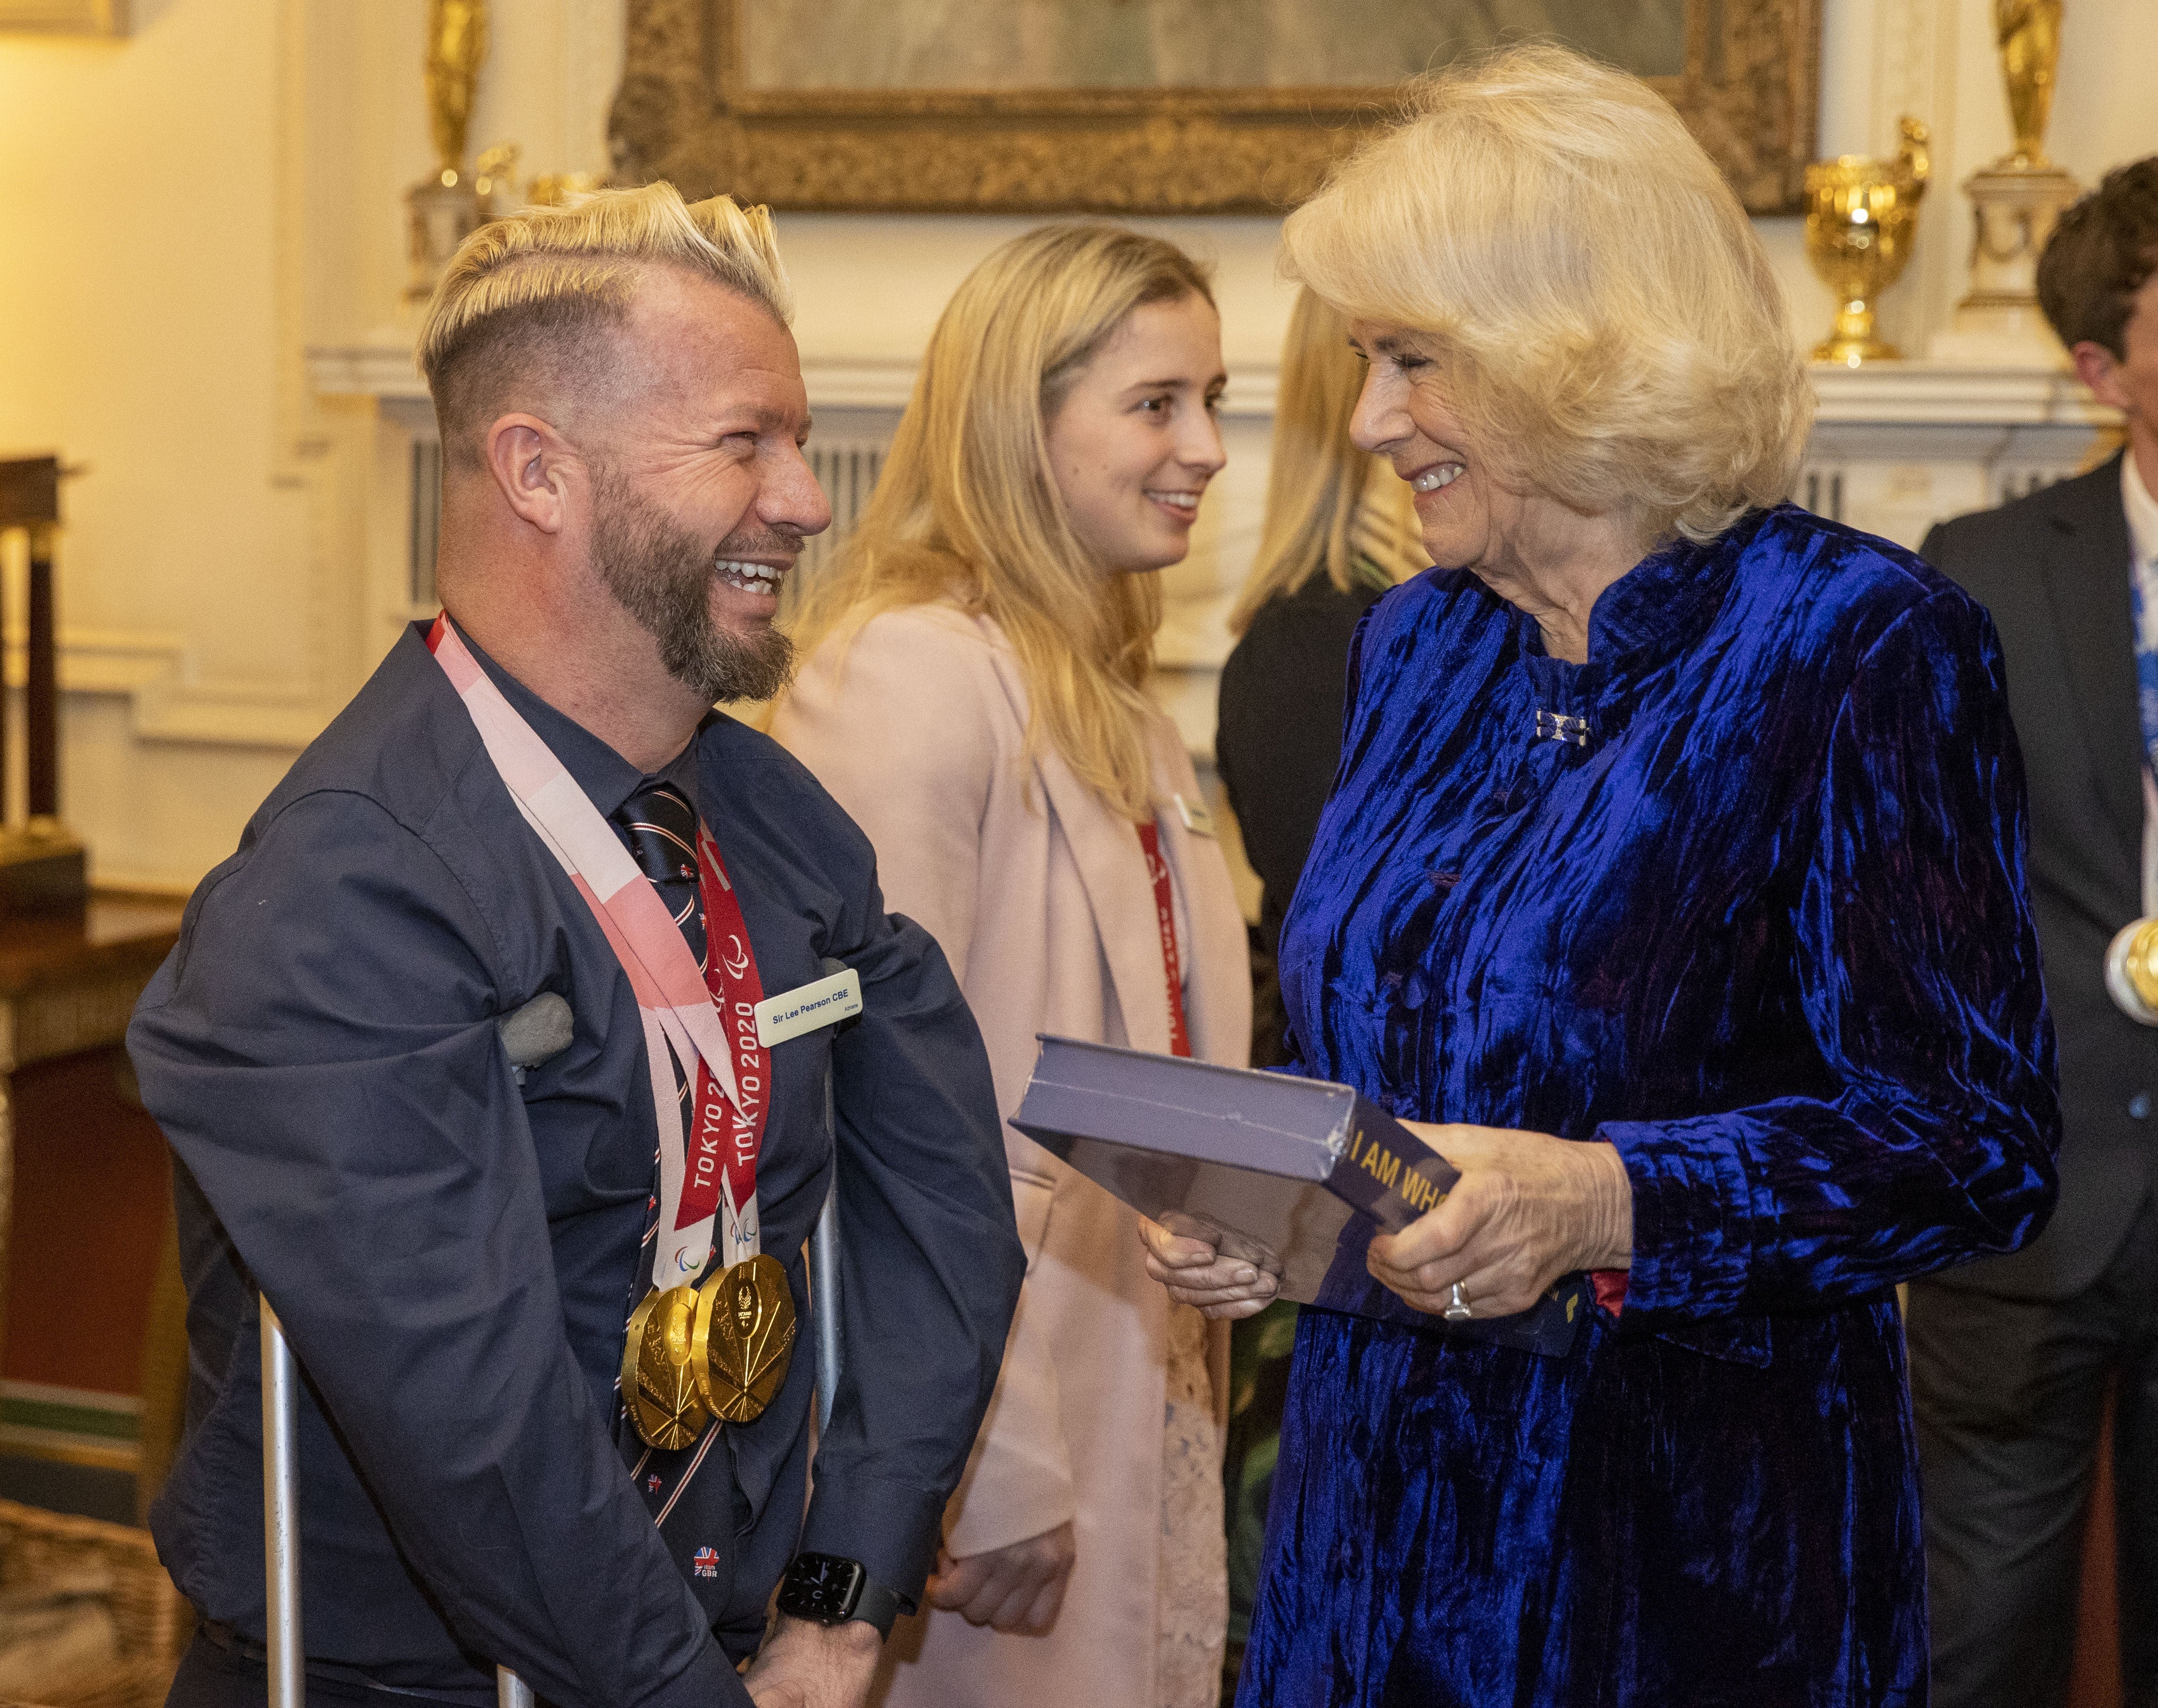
1010;1034;1583;1356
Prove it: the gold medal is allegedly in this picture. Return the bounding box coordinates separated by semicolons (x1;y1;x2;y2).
691;1254;796;1424
622;1285;712;1451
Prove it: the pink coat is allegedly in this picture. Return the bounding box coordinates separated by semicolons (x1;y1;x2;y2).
770;602;1250;1707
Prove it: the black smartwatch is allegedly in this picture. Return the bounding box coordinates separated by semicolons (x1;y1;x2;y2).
776;1552;913;1639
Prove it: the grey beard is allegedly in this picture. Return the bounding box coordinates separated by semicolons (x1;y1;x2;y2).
594;481;796;705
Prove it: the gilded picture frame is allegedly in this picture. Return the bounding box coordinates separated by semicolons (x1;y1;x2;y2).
0;0;127;30
612;0;1821;217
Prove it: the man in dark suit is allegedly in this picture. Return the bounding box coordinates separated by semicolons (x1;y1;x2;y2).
1914;156;2158;1707
128;184;1024;1708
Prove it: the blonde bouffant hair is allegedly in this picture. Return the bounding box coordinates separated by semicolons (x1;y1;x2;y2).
1228;287;1425;637
788;223;1214;821
1282;43;1811;545
418;182;792;471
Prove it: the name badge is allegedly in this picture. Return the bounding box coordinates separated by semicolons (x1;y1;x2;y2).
1174;793;1216;838
754;968;864;1048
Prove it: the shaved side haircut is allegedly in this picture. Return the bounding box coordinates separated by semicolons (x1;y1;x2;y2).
418;182;792;472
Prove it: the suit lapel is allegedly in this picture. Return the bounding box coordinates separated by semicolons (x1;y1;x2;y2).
982;649;1175;1054
2038;455;2142;863
976;628;1252;1064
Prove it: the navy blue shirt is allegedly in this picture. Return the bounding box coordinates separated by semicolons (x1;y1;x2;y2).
130;624;1022;1708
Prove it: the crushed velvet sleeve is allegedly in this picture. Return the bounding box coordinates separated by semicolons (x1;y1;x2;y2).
1603;590;2061;1320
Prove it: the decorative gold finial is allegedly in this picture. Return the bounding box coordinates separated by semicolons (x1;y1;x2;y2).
1996;0;2063;170
424;0;488;182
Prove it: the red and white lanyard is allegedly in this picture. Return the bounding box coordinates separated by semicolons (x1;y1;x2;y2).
1136;820;1192;1059
684;824;771;1271
428;614;767;1285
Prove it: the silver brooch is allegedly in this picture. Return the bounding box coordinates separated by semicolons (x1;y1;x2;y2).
1533;708;1593;747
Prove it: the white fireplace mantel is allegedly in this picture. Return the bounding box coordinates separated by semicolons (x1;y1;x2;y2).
1808;361;2107;427
1800;361;2118;551
310;331;2112;476
309;331;2122;581
308;334;2121;773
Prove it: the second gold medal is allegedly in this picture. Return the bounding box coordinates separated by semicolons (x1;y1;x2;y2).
622;1285;711;1450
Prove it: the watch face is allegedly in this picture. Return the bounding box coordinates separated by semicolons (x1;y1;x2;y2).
781;1552;865;1622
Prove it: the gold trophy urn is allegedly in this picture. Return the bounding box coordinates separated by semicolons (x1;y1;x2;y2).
1805;117;1932;366
406;0;491;304
1930;0;2081;363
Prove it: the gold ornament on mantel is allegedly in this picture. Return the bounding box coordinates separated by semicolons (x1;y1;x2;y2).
1928;0;2081;363
1804;117;1931;366
399;5;604;306
425;0;487;183
405;0;493;305
1997;0;2063;170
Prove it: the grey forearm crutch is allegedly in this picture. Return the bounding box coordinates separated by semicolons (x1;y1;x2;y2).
260;995;571;1708
263;1303;536;1708
260;1299;304;1708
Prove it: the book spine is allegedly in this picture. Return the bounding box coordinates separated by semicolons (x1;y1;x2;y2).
1326;1098;1460;1234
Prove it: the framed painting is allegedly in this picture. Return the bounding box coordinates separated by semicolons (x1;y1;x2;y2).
0;0;126;29
612;0;1821;217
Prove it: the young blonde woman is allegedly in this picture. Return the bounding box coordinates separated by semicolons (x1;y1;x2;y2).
769;224;1250;1708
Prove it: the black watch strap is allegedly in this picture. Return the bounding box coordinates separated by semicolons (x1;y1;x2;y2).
777;1552;913;1639
845;1572;908;1639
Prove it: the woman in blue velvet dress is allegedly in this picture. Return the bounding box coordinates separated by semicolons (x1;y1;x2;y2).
1143;44;2061;1707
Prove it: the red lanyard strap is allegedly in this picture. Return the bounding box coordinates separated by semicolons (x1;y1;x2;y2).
683;825;771;1263
1137;821;1192;1059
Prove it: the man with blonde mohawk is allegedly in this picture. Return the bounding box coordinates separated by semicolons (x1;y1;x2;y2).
129;184;1022;1708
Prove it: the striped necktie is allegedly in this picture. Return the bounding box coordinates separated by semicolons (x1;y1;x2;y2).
611;779;706;968
606;777;747;1632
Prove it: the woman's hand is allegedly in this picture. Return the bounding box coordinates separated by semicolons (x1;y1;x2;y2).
925;1521;1077;1635
1137;1217;1280;1320
1367;1124;1632;1318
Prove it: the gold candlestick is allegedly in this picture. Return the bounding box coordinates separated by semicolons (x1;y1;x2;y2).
1805;117;1931;366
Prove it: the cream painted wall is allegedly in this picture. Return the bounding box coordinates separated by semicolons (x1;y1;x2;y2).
2;0;2154;891
0;0;316;886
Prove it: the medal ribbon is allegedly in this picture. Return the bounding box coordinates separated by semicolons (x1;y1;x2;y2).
687;824;769;1268
1136;820;1192;1059
425;614;763;1286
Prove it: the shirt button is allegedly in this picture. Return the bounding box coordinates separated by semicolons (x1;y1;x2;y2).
2132;1093;2151;1120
